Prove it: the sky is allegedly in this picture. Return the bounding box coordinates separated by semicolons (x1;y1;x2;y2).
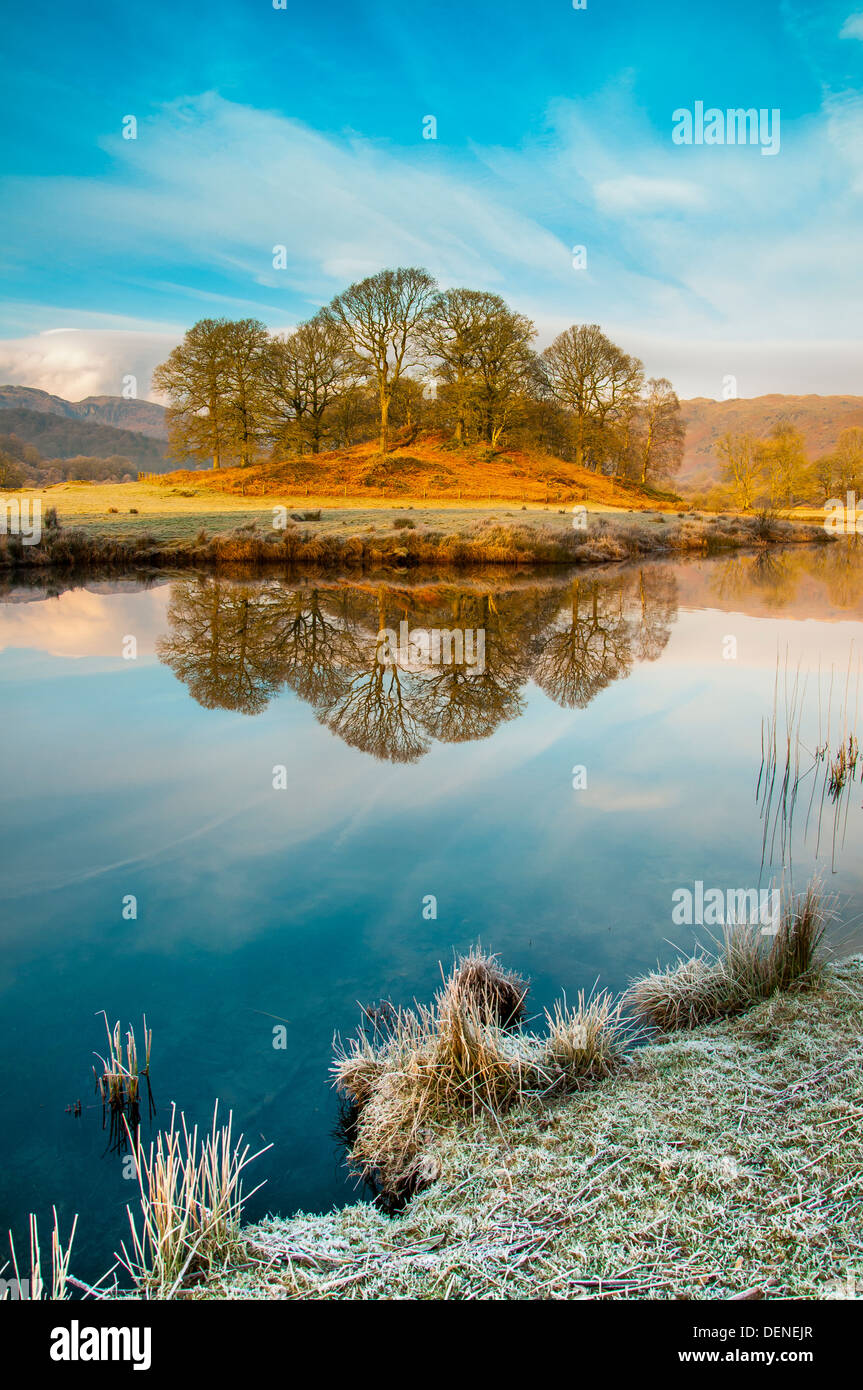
0;0;861;402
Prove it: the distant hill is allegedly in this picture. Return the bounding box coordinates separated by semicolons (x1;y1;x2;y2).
680;394;863;486
0;386;168;441
0;406;172;472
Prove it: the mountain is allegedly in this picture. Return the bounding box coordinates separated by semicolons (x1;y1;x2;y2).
0;385;168;441
0;406;172;472
679;394;863;485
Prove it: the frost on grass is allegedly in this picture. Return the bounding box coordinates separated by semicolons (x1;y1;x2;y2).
192;957;863;1301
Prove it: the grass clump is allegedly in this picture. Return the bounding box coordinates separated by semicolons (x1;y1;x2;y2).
625;882;828;1033
332;949;627;1207
93;1011;152;1110
3;1209;78;1300
118;1102;271;1298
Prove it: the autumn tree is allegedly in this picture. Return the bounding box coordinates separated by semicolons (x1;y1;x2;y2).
152;318;232;469
761;421;809;509
422;288;534;446
221;318;271;467
470;302;536;445
633;378;685;484
0;450;26;489
715;431;764;511
541;324;643;470
833;426;863;492
329;267;437;452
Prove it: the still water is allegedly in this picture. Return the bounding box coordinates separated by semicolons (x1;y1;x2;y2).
1;543;862;1281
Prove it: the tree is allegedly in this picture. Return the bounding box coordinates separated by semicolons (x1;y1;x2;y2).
834;426;863;493
715;431;764;511
267;313;349;454
761;421;809;509
470;302;536;445
423;288;533;446
541;324;644;471
221;318;271;467
152;319;232;469
329;267;437;452
0;449;26;489
634;378;685;484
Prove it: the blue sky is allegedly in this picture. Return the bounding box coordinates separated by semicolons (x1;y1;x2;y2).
1;0;861;400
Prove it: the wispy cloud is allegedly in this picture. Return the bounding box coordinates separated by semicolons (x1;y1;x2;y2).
2;66;863;399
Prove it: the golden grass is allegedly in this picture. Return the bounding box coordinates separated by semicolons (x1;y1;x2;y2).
624;882;828;1033
156;431;678;511
118;1102;271;1298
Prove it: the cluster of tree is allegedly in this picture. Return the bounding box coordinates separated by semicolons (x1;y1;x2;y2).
0;430;136;487
153;266;686;483
714;423;863;510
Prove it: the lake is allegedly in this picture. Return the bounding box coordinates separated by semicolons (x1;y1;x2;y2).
2;542;862;1283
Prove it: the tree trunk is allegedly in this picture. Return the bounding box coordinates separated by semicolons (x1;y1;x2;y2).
379;391;390;453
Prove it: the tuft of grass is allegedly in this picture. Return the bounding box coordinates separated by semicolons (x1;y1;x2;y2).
540;990;628;1090
3;1209;78;1300
332;950;627;1206
446;945;528;1028
118;1102;271;1298
624;882;828;1033
93;1011;151;1111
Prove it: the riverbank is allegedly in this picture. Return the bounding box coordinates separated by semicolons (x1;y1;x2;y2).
0;487;834;571
190;956;863;1301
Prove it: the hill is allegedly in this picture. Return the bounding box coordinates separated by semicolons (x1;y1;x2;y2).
680;394;863;486
0;385;168;441
157;431;682;509
0;406;172;473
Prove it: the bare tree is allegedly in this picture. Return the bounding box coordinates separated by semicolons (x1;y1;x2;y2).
152;318;232;469
715;432;764;511
635;378;685;484
541;324;643;470
329;267;437;452
267;312;350;454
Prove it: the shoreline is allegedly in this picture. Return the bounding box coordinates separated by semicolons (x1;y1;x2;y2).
0;506;835;574
189;955;863;1301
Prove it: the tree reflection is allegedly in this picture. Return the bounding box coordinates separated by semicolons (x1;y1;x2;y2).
156;566;679;760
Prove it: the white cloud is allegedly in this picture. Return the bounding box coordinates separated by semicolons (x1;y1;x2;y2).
0;328;177;401
593;176;708;214
840;12;863;39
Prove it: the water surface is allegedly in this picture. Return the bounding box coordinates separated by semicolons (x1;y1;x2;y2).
1;543;862;1281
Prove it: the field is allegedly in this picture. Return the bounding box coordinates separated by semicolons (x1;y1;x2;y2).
13;478;650;544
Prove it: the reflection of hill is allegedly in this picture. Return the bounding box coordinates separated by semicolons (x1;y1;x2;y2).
680;395;863;485
693;543;863;619
156;568;680;761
